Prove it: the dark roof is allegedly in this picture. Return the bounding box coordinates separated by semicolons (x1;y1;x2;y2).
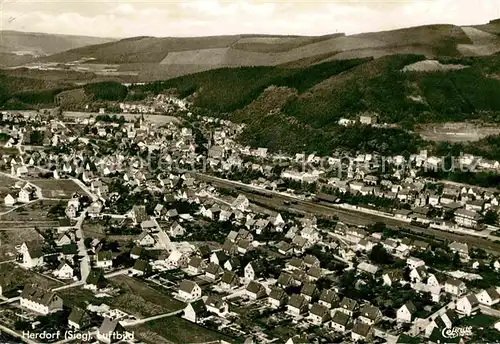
246;281;265;295
86;269;106;287
62;243;78;255
352;320;372;337
359;305;381;321
130;246;144;256
331;311;350;326
97;250;113;261
288;294;308;309
99;317;125;337
24;241;44;258
221;271;237;285
319;289;339;305
189;256;203;268
132;259;149;272
340;297;357;311
402;301;417;314
205;295;225;309
269;287;287;301
179;280;198;293
21;284;60;306
300;283;317;297
310;303;329;317
188;299;207;314
198;245;212;257
68;307;88;326
277;272;293;286
205;263;222;276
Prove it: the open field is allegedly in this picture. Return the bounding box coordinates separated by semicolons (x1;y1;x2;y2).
109;275;185;318
133;316;239;344
416;122;500;142
0;175;18;194
29;179;85;199
0;262;62;292
0;228;42;262
0;199;62;222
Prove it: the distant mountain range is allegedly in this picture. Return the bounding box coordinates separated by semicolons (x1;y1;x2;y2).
2;19;500;81
3;20;500;159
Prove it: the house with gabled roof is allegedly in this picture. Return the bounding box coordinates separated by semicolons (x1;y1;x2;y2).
19;241;44;268
245;281;267;300
358;304;382;325
352;320;373;342
205;263;223;281
456;294;479;316
135;231;155;247
444;278;467;296
54;260;74;280
287;294;308;316
96;250;113;269
339;297;358;317
178;280;202;302
68;307;91;330
183;299;208;323
223;257;241;272
205;295;229;317
300;283;318;302
268;287;288;309
331;311;350;333
187;256;204;275
85;269;107;291
131;259;151;276
397;301;417;323
220;271;239;290
318;289;339;309
476;287;500;306
97;317;132;344
20;284;63;315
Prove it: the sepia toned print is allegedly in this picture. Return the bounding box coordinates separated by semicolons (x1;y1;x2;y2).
0;1;500;343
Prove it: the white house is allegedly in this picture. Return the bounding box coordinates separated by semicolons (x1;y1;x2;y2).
268;287;287;309
96;250;113;269
19;242;44;268
456;294;479;316
18;187;32;203
135;231;156;247
178;280;202;302
308;303;330;325
20;284;63;315
444;278;467;296
4;194;15;206
286;294;308;316
53;261;74;280
396;301;416;323
245;281;267;300
205;295;229;317
330;311;350;333
476;288;500;306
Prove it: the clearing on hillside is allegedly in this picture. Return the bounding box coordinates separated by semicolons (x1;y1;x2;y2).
417;122;500;142
29;179;86;199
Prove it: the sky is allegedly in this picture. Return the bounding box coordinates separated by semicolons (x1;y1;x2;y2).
0;0;499;38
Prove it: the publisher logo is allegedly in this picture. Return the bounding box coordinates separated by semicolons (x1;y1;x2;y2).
442;326;473;338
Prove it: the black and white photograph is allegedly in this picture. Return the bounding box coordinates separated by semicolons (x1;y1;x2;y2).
1;1;500;343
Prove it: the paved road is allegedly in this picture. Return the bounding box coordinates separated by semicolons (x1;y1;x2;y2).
192;173;500;253
122;309;183;327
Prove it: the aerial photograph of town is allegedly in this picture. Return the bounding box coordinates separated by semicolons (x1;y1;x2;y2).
1;0;500;343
